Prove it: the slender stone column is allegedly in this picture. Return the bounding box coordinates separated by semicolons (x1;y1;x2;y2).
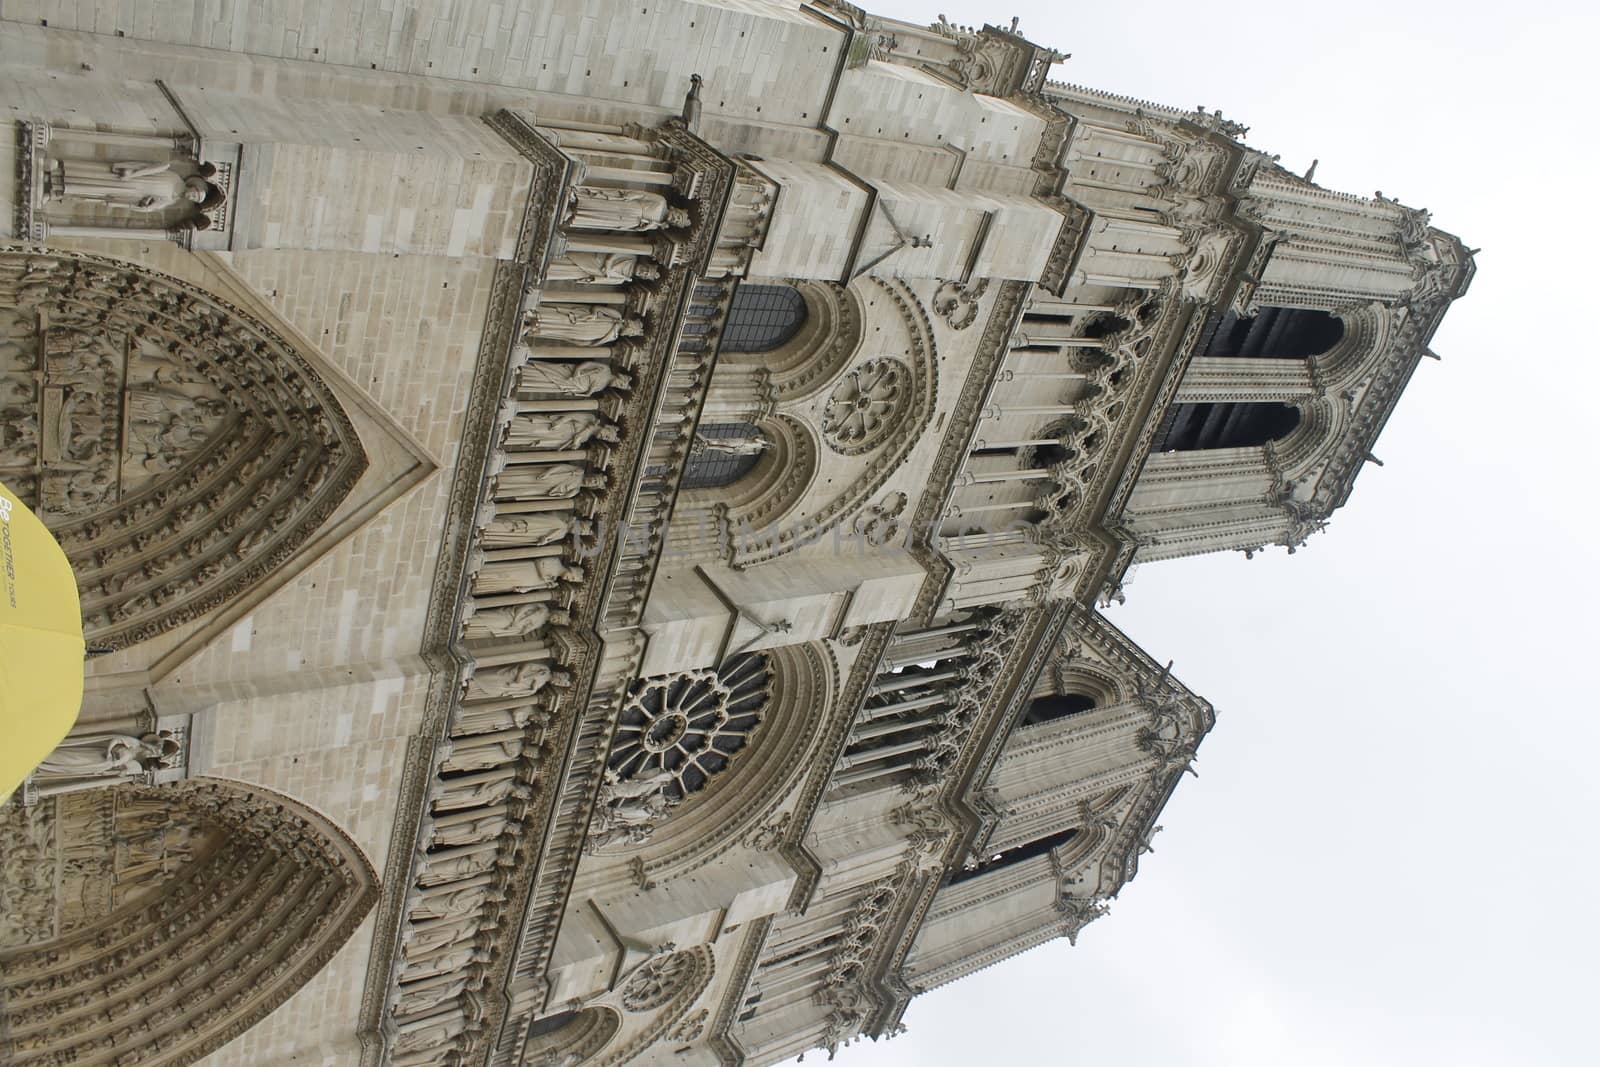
514;398;601;413
858;693;947;721
836;737;927;769
562;233;655;255
850;710;944;742
518;343;625;362
958;468;1054;487
470;643;553;668
581;163;675;186
868;669;962;696
546;128;655;155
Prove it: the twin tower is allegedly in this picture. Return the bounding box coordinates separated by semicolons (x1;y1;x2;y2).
0;3;1471;1066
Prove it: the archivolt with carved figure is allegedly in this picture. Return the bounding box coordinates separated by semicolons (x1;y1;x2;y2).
0;777;378;1067
0;249;367;649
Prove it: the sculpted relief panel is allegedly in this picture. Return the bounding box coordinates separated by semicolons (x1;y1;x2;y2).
0;250;367;649
0;778;378;1067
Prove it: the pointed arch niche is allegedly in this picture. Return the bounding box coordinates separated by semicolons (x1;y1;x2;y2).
0;777;379;1067
0;247;369;651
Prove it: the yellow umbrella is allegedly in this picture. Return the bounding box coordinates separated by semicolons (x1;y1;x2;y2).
0;479;85;801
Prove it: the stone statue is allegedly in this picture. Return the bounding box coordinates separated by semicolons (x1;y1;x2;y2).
431;812;511;848
564;186;689;232
506;412;619;451
401;946;485;982
418;849;496;885
127;413;209;460
128;345;210;388
411;883;494;923
545;251;661;285
528;305;644;347
518;359;632;396
441;736;525;774
47;158;220;213
453;703;543;736
693;431;768;457
394;976;469;1018
599;767;678;802
126;387;225;424
480;514;589;549
471;557;581;595
588;767;682;849
464;661;570;701
394;1008;467;1054
681;73;704;132
402;921;475;958
33;732;180;785
494;464;604;500
463;601;567;641
433;770;525;811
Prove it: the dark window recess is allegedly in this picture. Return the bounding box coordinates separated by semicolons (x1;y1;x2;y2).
1153;401;1302;452
1196;307;1345;360
946;827;1078;885
526;1011;579;1038
1021;693;1096;727
722;284;807;353
681;422;764;489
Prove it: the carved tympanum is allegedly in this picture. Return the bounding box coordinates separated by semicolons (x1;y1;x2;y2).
0;778;378;1067
0;249;366;649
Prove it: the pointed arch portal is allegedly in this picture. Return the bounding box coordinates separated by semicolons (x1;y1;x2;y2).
0;248;367;650
0;778;379;1067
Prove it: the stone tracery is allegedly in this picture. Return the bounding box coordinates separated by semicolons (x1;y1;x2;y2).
821;357;912;455
608;653;774;804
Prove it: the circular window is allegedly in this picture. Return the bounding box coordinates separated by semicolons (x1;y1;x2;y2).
820;357;911;454
609;653;774;801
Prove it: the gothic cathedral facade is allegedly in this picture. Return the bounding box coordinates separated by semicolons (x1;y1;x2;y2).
0;2;1473;1065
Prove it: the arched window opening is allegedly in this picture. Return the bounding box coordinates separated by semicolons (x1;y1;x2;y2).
1154;402;1302;452
521;1007;620;1064
1021;692;1097;727
1029;439;1072;469
722;283;807;353
527;1011;581;1038
682;422;767;489
1080;312;1129;340
946;827;1078;886
1197;307;1345;360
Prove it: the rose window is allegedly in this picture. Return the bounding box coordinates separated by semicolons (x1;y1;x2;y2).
620;950;700;1012
821;357;911;454
609;653;774;801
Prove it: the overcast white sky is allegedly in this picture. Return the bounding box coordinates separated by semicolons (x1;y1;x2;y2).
827;1;1600;1064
